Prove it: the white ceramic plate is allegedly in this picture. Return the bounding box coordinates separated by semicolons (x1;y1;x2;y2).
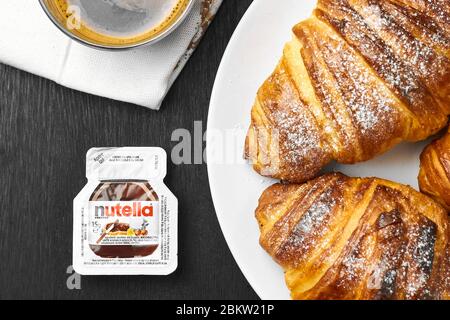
207;0;434;300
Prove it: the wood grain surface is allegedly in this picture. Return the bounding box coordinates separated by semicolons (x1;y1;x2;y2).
0;0;258;300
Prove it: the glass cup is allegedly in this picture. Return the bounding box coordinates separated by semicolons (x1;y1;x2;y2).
39;0;195;50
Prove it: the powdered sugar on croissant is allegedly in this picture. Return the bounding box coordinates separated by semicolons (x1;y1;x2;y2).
245;0;450;183
256;173;449;300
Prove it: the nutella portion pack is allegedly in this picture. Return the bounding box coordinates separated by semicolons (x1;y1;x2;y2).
73;147;177;275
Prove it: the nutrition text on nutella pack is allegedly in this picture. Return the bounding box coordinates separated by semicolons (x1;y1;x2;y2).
73;147;178;275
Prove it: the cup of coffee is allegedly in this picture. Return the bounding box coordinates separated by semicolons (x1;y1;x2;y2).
39;0;194;50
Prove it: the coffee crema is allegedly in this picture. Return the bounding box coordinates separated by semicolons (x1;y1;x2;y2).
44;0;190;46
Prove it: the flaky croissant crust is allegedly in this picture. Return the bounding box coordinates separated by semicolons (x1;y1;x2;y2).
245;0;450;183
256;173;449;300
419;128;450;211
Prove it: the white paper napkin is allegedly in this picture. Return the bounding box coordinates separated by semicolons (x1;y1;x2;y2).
0;0;222;109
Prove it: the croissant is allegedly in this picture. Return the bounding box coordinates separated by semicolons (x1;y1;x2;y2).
256;173;449;300
245;0;450;183
419;128;450;211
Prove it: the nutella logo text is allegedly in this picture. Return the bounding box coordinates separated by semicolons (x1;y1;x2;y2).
95;203;154;218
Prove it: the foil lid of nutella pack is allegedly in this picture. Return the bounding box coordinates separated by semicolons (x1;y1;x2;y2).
73;147;177;275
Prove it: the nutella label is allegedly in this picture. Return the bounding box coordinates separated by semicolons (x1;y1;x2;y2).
73;147;178;276
88;201;159;246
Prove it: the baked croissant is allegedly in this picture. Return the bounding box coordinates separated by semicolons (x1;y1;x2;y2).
245;0;450;183
419;128;450;211
256;173;449;300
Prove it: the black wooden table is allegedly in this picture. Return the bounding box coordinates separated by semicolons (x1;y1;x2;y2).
0;0;258;300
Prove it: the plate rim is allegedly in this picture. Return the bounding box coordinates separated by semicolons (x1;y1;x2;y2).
206;0;431;300
206;0;271;300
